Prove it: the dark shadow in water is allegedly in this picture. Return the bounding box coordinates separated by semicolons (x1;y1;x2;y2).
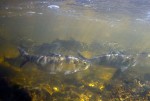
110;69;123;80
0;63;32;101
0;77;31;101
0;64;16;77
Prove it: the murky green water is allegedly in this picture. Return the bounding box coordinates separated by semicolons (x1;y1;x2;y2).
1;0;150;101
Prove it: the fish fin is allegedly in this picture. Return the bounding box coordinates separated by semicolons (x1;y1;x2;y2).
18;47;30;67
18;46;28;56
131;60;137;67
77;51;87;60
20;59;28;67
111;69;122;79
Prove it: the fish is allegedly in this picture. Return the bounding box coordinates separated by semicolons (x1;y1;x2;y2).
78;51;137;72
18;47;90;75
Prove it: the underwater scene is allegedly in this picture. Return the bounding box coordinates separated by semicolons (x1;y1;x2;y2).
1;0;150;101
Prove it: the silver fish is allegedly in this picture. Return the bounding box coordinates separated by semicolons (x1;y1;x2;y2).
78;51;136;72
18;47;90;75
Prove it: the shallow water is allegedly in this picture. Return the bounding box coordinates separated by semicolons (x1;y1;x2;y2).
1;0;150;101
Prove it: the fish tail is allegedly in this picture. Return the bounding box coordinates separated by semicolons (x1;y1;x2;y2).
18;47;29;67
